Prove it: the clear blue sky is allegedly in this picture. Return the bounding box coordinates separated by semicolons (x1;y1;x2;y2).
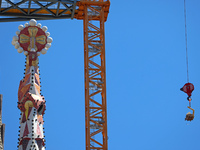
1;0;200;149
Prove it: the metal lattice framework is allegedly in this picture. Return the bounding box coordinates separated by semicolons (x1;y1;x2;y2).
0;0;78;22
82;1;109;149
0;0;110;150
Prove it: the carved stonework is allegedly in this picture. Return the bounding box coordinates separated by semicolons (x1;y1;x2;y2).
12;19;52;150
0;94;5;150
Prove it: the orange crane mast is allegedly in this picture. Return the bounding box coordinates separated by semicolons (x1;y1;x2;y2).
0;0;110;150
76;1;110;149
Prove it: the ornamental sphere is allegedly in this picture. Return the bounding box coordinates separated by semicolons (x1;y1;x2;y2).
17;47;23;53
37;23;42;28
30;48;36;52
16;31;20;35
15;42;20;49
29;19;37;26
24;51;28;55
47;37;53;43
45;43;51;49
18;25;24;31
24;23;29;27
37;52;41;56
42;26;48;32
13;36;18;41
46;32;50;37
12;40;16;46
41;49;47;54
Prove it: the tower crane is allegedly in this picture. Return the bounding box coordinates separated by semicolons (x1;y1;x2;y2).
0;0;110;149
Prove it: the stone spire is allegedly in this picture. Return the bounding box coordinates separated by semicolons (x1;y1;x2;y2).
12;19;53;150
0;95;5;150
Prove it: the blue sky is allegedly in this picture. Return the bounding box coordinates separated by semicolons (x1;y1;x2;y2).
1;0;200;149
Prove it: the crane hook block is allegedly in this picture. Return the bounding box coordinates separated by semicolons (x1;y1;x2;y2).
185;106;195;121
180;83;194;99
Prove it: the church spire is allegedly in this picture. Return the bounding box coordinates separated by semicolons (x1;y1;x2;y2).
12;19;53;150
0;94;5;150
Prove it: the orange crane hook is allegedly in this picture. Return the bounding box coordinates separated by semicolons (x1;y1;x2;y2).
185;106;194;121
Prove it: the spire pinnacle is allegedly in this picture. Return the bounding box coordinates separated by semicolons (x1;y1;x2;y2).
13;19;52;150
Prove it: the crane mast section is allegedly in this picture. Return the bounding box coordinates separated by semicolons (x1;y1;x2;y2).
83;1;109;150
76;0;109;21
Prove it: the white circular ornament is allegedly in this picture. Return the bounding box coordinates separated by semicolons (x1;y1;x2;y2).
17;47;23;53
37;52;41;56
46;32;50;37
18;25;24;31
47;37;53;43
42;26;48;32
45;43;51;49
13;36;18;41
12;40;16;46
37;23;42;28
30;48;36;52
24;23;29;27
24;51;28;55
29;19;37;26
16;31;20;35
41;49;47;54
15;42;20;49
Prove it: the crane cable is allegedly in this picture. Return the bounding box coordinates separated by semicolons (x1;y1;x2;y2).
184;0;189;83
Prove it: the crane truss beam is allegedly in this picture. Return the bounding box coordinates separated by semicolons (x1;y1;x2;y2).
83;1;109;150
0;0;78;22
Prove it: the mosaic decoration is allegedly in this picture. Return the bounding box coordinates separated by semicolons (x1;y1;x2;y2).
12;19;53;150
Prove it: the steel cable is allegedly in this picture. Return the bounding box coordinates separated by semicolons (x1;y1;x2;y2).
184;0;189;82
